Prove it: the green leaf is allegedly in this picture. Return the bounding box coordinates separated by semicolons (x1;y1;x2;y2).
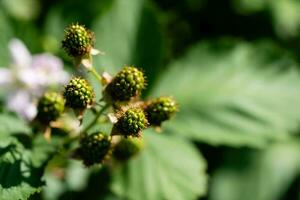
209;139;300;200
0;183;41;200
233;0;300;38
1;0;40;21
42;8;66;53
112;130;208;200
0;134;58;200
43;160;90;200
0;113;30;135
0;9;13;66
152;41;300;147
92;0;164;90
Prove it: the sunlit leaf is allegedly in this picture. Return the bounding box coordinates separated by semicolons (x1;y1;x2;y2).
0;10;13;66
112;130;208;200
1;0;40;21
0;183;41;200
153;41;300;147
92;0;164;90
0;113;30;135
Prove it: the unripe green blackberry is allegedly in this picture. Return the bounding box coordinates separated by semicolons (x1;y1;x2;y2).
105;66;146;101
114;108;148;137
146;96;178;126
63;77;95;110
62;23;94;57
78;132;111;166
113;137;144;161
36;92;65;124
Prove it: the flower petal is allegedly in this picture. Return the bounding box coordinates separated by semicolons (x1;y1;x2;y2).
0;67;13;86
9;38;32;69
6;90;37;121
32;53;69;85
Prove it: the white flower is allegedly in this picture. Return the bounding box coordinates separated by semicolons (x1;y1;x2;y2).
0;39;69;121
6;90;37;121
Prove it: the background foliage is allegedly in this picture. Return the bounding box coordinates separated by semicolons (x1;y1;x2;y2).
0;0;300;199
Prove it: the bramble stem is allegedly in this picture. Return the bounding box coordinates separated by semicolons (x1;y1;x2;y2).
88;67;102;83
81;104;109;133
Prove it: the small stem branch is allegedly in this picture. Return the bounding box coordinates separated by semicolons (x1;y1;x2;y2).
88;67;102;83
63;135;80;148
81;104;109;133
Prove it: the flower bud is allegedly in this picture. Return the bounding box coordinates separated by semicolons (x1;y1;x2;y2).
113;137;144;161
63;77;95;110
62;23;94;58
113;108;148;137
78;132;111;166
36;92;65;124
105;66;146;102
145;96;178;126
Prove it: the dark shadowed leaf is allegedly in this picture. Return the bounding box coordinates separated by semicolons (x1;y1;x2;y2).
209;139;300;200
233;0;300;38
0;134;59;200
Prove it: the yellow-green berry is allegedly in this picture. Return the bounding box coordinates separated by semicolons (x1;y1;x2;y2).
146;96;178;126
113;137;143;161
62;23;94;57
63;77;95;110
114;108;148;137
78;132;111;166
105;66;146;101
36;92;65;124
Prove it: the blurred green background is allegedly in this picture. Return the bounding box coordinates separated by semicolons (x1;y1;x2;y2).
1;0;300;200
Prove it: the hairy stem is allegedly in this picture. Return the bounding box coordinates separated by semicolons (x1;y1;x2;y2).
81;103;109;133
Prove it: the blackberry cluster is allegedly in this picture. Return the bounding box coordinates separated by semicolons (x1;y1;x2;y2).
107;67;178;137
114;108;148;137
146;97;178;126
34;23;180;166
78;132;111;166
62;23;94;57
36;92;65;124
63;77;95;110
105;66;145;101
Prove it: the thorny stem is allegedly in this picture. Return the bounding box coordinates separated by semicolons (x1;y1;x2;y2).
88;67;102;83
81;103;110;134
